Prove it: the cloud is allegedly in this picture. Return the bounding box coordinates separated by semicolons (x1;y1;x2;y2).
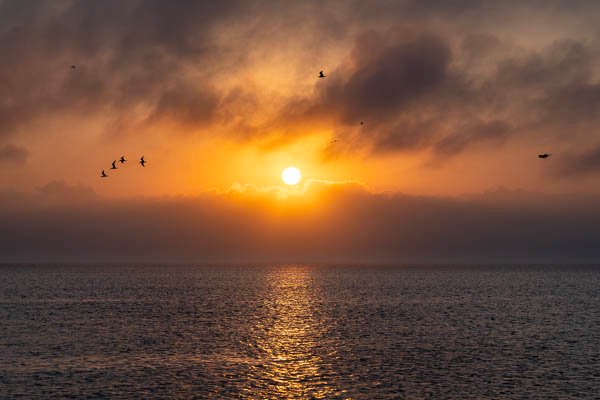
2;180;600;262
433;119;512;156
36;180;98;202
552;144;600;177
322;32;451;122
0;144;28;165
1;0;600;194
0;0;243;138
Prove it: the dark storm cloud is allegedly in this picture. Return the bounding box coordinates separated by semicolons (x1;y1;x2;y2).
2;181;600;262
269;19;600;162
0;0;242;137
0;144;28;165
275;30;515;157
321;33;451;122
1;0;600;168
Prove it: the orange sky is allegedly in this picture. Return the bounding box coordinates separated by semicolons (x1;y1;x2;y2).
0;1;599;200
1;1;600;261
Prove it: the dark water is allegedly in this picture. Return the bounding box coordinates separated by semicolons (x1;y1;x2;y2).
1;264;599;399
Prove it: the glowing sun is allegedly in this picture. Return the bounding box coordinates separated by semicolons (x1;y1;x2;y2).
281;166;301;185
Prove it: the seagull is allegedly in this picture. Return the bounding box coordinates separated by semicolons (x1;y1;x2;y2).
139;156;146;167
538;153;551;159
101;170;107;178
319;70;326;78
119;156;127;164
111;160;118;169
71;65;77;70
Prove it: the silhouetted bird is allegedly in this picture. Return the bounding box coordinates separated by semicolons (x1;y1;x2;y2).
538;153;551;159
111;160;118;169
330;139;339;144
119;156;127;164
319;71;326;78
360;121;364;125
139;156;146;167
101;170;107;178
71;65;76;70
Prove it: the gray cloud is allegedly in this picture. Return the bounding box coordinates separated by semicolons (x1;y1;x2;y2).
553;144;600;177
270;25;600;162
0;0;600;172
433;120;512;156
2;181;600;262
0;0;243;138
36;180;98;202
321;32;451;122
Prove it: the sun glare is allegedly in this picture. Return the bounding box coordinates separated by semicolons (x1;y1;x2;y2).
281;166;301;185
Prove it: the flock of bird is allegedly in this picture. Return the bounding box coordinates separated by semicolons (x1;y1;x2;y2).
101;156;146;178
68;68;146;178
85;66;552;178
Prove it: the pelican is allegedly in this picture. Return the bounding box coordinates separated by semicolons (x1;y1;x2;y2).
111;160;118;169
119;156;127;164
139;156;146;167
101;170;107;178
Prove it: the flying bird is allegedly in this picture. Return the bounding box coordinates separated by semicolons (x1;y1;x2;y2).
101;170;107;178
111;160;118;169
119;156;127;164
319;70;326;78
139;156;146;167
71;65;77;70
538;153;552;159
330;139;339;144
360;121;364;125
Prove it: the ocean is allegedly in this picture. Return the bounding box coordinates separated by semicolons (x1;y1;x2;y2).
1;264;599;399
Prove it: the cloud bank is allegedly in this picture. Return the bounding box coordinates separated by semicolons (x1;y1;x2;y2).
2;181;599;262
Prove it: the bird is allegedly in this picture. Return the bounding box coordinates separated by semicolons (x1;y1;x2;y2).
101;170;107;178
111;160;118;169
139;156;146;167
360;121;364;125
330;139;339;144
119;156;127;164
71;65;77;70
538;153;551;159
319;70;326;78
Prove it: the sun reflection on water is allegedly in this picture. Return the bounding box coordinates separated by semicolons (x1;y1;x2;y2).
240;266;345;399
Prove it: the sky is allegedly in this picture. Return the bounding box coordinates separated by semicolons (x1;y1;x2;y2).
1;0;600;262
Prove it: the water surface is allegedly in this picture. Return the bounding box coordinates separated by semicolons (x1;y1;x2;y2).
1;264;599;399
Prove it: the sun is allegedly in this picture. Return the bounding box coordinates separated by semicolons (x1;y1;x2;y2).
281;166;301;185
